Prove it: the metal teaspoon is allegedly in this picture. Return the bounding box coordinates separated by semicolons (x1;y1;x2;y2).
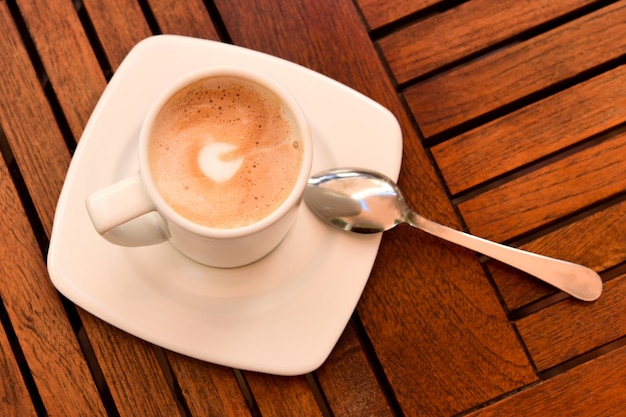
304;168;603;301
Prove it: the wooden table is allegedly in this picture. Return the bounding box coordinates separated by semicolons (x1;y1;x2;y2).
2;0;625;415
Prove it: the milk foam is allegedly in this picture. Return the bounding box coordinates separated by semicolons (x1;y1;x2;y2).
198;142;244;182
148;76;303;229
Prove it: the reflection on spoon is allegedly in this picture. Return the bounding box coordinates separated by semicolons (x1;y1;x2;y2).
304;168;603;302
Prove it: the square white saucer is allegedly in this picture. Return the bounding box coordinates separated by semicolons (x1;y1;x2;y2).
47;35;402;375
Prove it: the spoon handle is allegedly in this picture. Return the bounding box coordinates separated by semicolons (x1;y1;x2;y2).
407;211;603;301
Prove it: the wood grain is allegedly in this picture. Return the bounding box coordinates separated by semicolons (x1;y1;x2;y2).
146;0;219;39
356;0;440;29
0;319;37;416
379;0;596;84
316;322;393;416
516;274;626;370
81;0;153;70
467;344;626;416
404;1;626;138
244;373;323;417
432;64;626;195
16;0;106;140
458;130;626;242
166;353;251;417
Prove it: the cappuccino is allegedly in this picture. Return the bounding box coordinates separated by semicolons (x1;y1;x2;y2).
148;76;303;229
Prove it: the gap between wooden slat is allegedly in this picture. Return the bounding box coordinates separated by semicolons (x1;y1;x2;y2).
450;122;626;206
509;259;626;321
351;313;405;417
305;373;334;417
539;336;626;380
367;0;469;39
6;1;46;83
136;0;162;35
0;127;48;263
73;0;114;80
0;295;46;415
6;0;76;154
203;0;234;44
153;347;193;417
509;188;626;250
233;369;262;417
75;327;121;417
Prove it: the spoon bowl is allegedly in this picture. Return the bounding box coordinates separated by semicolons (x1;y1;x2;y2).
305;168;603;301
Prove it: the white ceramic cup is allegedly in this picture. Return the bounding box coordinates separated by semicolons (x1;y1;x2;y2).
86;66;313;268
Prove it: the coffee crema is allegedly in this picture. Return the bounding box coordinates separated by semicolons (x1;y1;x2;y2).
148;76;303;229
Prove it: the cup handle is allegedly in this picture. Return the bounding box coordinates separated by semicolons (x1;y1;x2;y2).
86;173;169;246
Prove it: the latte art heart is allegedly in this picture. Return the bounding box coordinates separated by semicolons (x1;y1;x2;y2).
197;142;244;183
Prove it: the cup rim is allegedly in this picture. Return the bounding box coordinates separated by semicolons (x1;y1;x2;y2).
138;65;313;238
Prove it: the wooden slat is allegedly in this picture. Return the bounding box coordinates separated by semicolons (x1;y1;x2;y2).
405;1;626;138
0;3;75;234
80;314;182;416
245;373;323;416
357;0;440;30
432;64;626;195
379;0;596;84
316;322;393;416
146;0;219;39
216;0;536;414
81;0;153;70
0;316;37;416
490;199;626;309
466;343;626;416
0;151;105;417
458;130;626;242
516;274;626;371
16;0;106;140
165;353;251;417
